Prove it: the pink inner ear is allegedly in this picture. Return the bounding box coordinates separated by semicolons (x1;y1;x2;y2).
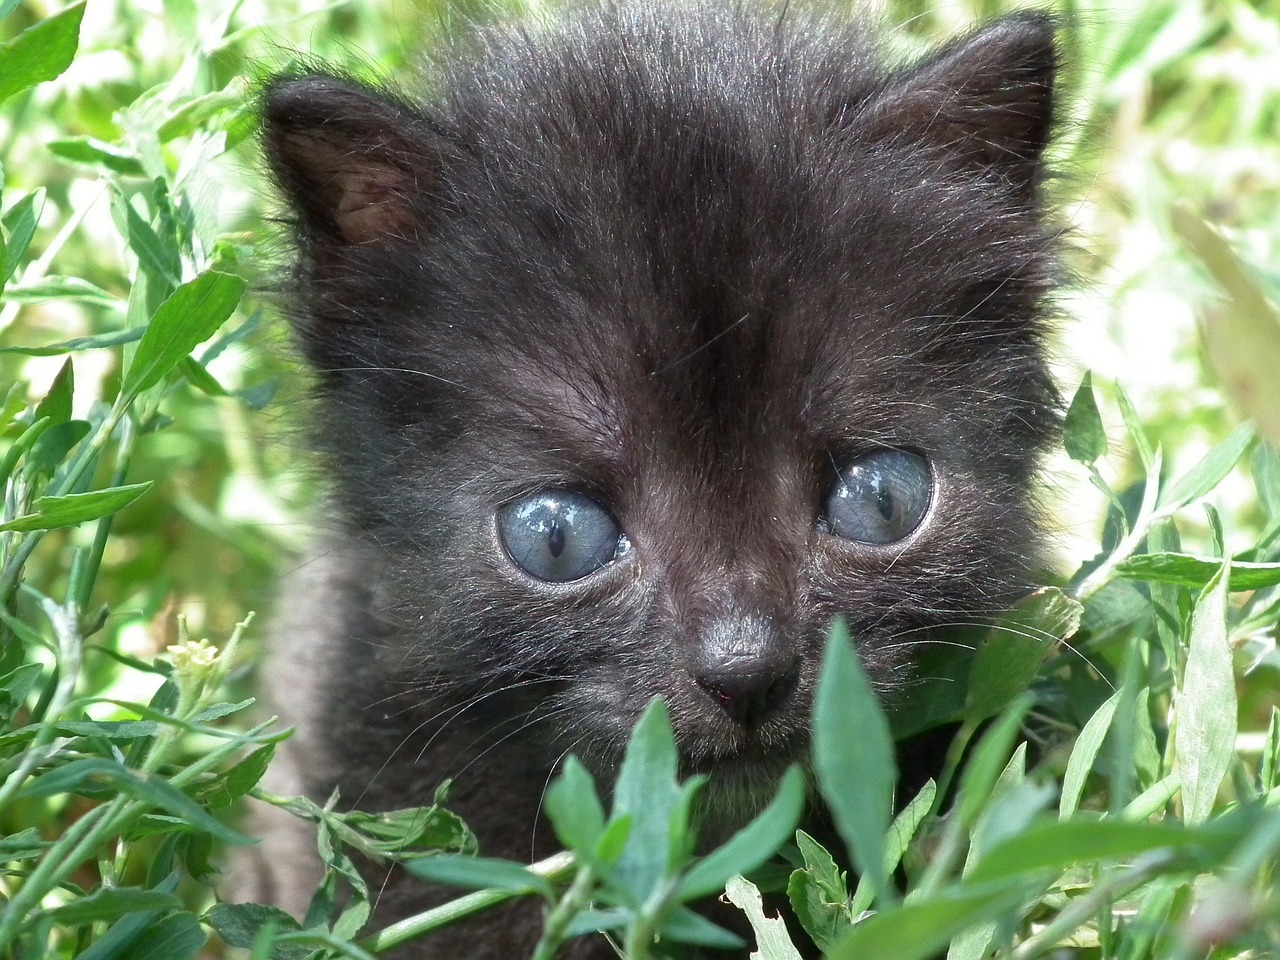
280;128;418;245
332;167;417;245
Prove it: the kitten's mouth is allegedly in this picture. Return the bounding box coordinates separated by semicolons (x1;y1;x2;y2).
681;737;805;792
683;748;804;826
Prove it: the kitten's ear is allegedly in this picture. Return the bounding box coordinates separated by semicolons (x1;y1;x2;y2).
263;76;440;246
865;13;1057;198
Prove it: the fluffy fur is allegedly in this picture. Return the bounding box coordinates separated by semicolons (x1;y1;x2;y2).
241;3;1061;956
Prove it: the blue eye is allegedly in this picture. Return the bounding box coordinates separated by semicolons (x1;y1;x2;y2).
822;449;932;544
497;491;628;582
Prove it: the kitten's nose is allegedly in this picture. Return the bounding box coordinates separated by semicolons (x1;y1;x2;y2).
688;618;799;729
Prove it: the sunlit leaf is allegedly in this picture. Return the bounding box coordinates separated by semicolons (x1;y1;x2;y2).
122;270;245;397
0;2;85;106
723;875;804;960
1064;372;1107;464
1176;561;1235;826
0;482;153;531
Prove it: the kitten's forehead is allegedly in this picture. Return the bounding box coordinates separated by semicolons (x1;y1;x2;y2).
469;162;1035;459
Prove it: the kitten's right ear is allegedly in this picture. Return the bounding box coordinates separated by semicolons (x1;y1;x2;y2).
862;13;1058;201
263;76;440;246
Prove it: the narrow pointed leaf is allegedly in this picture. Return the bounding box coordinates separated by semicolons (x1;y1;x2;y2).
813;619;895;906
122;270;245;397
609;698;682;901
0;482;152;531
1063;372;1107;464
1176;561;1236;825
1156;422;1256;514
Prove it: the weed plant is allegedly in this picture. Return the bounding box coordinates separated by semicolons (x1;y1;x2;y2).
0;0;1278;958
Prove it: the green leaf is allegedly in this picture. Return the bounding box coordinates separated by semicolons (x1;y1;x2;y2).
180;356;228;395
826;881;1028;960
34;357;74;425
3;276;121;307
812;619;895;906
967;588;1080;721
1059;688;1120;819
20;758;251;844
157;88;252;142
967;818;1238;883
1115;384;1155;471
1115;552;1280;591
0;482;153;531
44;887;180;925
1063;372;1107;464
0;327;144;356
723;875;804;960
116;191;182;289
25;420;90;478
47;136;146;177
1176;561;1236;826
955;697;1032;832
404;854;553;897
1156;422;1256;514
127;911;207;960
677;765;805;901
609;698;682;903
883;777;936;876
201;743;276;808
787;831;852;951
0;2;85;106
55;719;160;739
656;905;745;949
544;755;606;855
342;801;475;857
203;902;302;950
0;826;51;861
75;875;182;960
2;188;43;283
122;270;245;397
1253;443;1280;520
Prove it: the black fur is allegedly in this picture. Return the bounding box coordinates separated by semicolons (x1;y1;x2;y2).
244;3;1061;956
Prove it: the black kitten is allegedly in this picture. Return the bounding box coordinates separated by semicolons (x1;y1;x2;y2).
243;2;1060;956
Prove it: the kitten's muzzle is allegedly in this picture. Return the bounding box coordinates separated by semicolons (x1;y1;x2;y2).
686;616;800;730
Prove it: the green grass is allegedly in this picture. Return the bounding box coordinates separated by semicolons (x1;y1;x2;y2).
1;0;1278;957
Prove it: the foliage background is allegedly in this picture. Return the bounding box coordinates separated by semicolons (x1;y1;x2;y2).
0;0;1278;957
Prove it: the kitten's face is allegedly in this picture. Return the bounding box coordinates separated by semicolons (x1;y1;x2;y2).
264;5;1060;798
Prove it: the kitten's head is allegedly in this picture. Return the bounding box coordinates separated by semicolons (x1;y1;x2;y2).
263;3;1061;800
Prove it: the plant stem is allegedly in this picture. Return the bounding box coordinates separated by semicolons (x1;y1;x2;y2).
0;599;81;812
0;398;129;604
357;851;576;954
1074;448;1163;601
531;862;597;960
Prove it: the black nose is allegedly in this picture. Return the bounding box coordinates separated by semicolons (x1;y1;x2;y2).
688;615;799;728
693;656;799;728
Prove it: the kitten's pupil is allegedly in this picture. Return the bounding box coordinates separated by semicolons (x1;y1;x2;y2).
547;522;565;558
876;485;896;522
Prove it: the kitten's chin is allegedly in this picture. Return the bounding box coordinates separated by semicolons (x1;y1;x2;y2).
691;753;806;836
679;735;808;823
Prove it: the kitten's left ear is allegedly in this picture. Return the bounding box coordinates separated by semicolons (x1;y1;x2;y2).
865;13;1058;200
